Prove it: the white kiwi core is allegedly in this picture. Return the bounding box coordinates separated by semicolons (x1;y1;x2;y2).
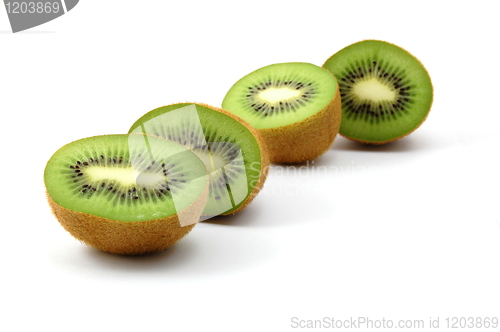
85;166;165;188
352;78;396;102
258;87;301;103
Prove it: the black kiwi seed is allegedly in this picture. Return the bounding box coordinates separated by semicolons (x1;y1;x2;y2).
246;78;316;116
337;60;413;120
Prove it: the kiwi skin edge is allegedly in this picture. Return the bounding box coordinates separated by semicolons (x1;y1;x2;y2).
257;87;342;164
340;107;432;145
46;183;208;256
191;103;270;216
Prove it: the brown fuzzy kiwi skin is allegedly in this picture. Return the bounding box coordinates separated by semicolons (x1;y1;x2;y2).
190;102;270;216
325;39;434;145
46;182;208;256
256;87;342;164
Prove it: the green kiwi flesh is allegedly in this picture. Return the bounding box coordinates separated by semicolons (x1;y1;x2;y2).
44;134;208;222
129;103;267;217
323;40;433;144
221;62;338;129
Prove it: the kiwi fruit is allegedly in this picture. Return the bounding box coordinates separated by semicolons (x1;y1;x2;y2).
221;62;342;163
322;40;433;144
44;134;209;255
129;103;269;218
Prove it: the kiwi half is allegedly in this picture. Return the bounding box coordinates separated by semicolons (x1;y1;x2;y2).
322;40;433;144
44;134;209;255
129;103;269;218
221;62;342;163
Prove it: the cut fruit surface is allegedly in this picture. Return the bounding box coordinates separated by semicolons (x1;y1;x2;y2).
222;62;338;129
45;134;208;222
129;103;268;217
44;134;209;254
323;40;433;144
221;62;342;163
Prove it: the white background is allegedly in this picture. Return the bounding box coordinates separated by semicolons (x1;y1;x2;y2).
1;1;499;331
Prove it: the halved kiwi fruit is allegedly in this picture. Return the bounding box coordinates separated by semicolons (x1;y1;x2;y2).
221;62;342;163
129;103;269;218
44;134;209;255
322;40;433;144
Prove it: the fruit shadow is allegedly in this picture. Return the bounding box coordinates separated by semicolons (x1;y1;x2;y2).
331;135;421;153
82;241;197;268
55;225;277;278
200;204;264;227
318;133;450;171
201;183;338;229
265;135;422;173
330;127;464;154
